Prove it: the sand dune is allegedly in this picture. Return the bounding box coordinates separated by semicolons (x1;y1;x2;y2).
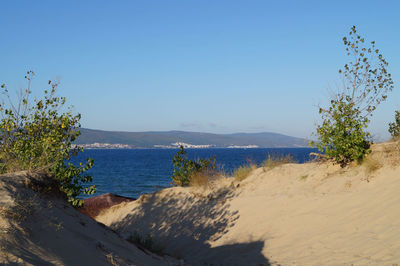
1;142;399;265
96;141;400;265
0;172;180;265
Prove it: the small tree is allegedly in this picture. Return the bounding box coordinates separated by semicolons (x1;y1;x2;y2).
388;110;400;139
171;146;216;186
0;71;95;206
312;26;394;167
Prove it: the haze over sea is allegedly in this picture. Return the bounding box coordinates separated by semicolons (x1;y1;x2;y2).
76;148;316;199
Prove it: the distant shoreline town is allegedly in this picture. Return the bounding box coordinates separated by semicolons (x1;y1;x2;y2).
75;128;309;148
73;142;260;149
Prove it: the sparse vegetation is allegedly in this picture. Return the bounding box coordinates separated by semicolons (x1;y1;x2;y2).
362;156;382;173
311;26;394;167
299;174;308;181
262;154;295;170
127;231;163;254
171;145;216;186
388;110;400;139
233;155;295;181
0;193;40;222
189;171;211;188
233;163;257;181
0;72;95;206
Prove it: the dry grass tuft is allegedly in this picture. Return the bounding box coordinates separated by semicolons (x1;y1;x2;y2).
392;139;400;155
0;193;39;222
262;154;295;171
0;157;23;174
127;231;164;254
190;171;211;188
189;167;226;188
361;156;383;174
391;136;400;142
234;163;257;182
380;140;400;166
299;174;308;181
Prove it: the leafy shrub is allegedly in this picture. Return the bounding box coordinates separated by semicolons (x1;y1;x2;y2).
0;72;95;207
388;110;400;139
311;26;393;167
171;145;216;186
312;100;371;167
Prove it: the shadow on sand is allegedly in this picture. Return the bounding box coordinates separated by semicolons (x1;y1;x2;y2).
110;187;271;265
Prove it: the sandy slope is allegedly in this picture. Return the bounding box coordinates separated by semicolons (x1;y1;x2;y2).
96;141;400;265
0;172;181;265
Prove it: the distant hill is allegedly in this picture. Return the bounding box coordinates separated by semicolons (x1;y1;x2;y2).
75;128;309;148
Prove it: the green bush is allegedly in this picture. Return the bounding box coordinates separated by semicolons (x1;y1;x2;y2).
312;99;371;167
388;110;400;139
171;145;216;186
0;72;95;207
311;26;393;167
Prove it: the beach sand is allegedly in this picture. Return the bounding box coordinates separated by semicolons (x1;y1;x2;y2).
0;172;180;265
1;141;399;265
96;141;400;265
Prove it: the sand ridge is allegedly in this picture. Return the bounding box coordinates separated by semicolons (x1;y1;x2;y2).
0;171;182;265
96;141;400;265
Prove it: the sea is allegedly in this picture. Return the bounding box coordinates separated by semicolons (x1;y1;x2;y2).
75;148;317;199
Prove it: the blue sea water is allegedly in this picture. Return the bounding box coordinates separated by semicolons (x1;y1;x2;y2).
75;148;317;199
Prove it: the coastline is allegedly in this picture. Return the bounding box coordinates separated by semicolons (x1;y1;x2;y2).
73;142;310;149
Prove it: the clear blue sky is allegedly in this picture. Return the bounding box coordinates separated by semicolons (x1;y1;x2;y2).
1;0;399;140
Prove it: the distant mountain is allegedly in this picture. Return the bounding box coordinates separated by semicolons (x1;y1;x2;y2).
75;128;309;148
